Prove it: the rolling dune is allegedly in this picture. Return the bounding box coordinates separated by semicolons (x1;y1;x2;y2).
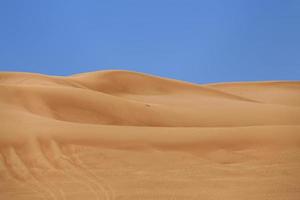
0;70;300;200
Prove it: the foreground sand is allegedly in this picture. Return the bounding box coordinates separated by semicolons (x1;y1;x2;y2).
0;70;299;200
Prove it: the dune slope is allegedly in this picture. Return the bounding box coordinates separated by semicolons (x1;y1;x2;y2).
0;70;300;200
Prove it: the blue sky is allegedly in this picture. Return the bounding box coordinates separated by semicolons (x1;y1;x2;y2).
0;0;299;83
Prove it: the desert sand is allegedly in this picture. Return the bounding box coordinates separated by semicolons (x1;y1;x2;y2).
0;70;299;200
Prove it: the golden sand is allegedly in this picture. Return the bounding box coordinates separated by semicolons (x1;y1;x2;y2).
0;70;299;199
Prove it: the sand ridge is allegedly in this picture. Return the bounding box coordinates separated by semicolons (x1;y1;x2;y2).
0;70;300;200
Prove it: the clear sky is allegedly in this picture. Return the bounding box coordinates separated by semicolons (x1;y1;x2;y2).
0;0;299;83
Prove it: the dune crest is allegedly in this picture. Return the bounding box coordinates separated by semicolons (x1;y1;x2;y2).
1;70;300;200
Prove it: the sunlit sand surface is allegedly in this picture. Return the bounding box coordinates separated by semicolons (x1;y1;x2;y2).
0;70;299;199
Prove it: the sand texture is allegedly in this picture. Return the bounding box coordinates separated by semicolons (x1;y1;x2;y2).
0;70;300;200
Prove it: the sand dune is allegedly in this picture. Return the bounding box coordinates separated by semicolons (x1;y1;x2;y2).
0;70;300;200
